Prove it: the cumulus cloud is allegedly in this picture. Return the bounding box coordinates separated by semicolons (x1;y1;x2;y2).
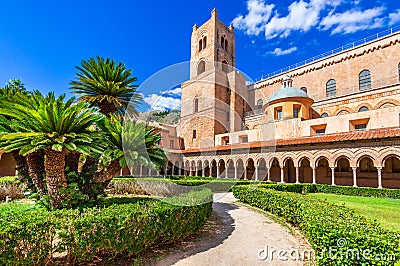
143;87;182;111
267;46;298;56
320;7;386;34
233;0;389;39
232;0;275;35
389;9;400;26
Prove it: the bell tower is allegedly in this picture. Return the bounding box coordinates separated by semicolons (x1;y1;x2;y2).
180;9;247;149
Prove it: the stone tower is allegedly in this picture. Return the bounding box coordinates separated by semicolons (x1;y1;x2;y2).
180;9;247;149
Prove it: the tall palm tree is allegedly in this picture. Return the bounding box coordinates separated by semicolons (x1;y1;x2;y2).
70;56;142;116
0;93;103;209
94;114;167;187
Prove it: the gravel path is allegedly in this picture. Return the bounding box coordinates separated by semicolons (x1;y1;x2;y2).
155;193;312;266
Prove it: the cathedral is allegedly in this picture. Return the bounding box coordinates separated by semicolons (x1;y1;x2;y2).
166;9;400;189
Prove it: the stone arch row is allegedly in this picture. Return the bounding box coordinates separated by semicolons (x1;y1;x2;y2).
173;147;400;189
327;99;400;116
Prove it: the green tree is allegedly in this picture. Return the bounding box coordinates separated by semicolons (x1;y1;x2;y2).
0;92;103;209
70;56;142;116
94;114;167;187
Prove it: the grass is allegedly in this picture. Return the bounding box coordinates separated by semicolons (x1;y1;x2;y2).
310;193;400;232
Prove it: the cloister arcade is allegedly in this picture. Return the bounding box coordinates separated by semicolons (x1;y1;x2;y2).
165;145;400;189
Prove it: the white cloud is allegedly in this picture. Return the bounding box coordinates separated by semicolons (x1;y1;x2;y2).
320;7;385;34
267;46;298;55
233;0;389;39
143;87;182;111
389;9;400;26
232;0;275;35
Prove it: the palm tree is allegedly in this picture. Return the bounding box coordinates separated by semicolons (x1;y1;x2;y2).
93;114;167;187
70;56;142;116
0;93;103;209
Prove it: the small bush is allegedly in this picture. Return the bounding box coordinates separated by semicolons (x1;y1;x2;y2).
0;176;26;201
233;186;400;265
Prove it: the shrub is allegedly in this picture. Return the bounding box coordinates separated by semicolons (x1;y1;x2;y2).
0;188;213;265
0;177;26;201
258;183;400;199
233;186;400;265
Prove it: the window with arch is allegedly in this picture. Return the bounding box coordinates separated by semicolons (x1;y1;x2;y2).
321;112;329;118
257;99;263;110
225;39;228;51
198;39;203;52
358;106;369;112
300;87;307;93
194;98;199;113
221;60;229;73
197;60;206;75
221;36;225;48
359;69;371;91
326;79;336;98
398;63;400;82
203;36;207;49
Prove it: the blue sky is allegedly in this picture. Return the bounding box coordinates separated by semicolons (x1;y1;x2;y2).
0;0;399;111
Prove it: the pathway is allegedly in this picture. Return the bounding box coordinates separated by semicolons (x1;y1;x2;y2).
155;193;312;266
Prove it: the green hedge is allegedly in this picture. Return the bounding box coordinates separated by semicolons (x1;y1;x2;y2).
258;183;400;199
233;186;400;265
111;177;264;194
0;188;213;265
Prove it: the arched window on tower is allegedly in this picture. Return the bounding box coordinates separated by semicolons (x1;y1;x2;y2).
203;36;207;49
198;39;203;52
225;40;228;51
300;87;307;93
194;98;199;113
398;63;400;82
197;60;206;75
321;113;329;118
221;36;225;49
358;106;369;112
257;99;263;110
222;60;229;73
359;69;371;91
326;79;336;98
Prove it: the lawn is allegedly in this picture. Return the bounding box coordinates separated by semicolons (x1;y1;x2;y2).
310;193;400;232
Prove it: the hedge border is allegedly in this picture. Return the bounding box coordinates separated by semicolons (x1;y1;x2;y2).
233;186;400;265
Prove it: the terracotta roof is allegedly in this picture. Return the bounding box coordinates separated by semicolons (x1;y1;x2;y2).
171;127;400;154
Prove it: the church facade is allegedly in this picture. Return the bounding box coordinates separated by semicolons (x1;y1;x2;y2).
167;9;400;189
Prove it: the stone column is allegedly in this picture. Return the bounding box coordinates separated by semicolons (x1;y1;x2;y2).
267;167;270;182
377;167;383;189
295;167;299;184
148;168;152;176
255;165;259;181
330;167;335;186
352;167;357;187
119;168;123;176
139;165;143;177
280;166;284;183
202;166;205;177
312;167;316;184
195;165;198;177
225;167;228;178
217;165;220;178
234;165;238;179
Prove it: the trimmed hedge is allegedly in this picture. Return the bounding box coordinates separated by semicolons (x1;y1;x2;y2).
0;188;213;265
110;177;263;194
258;183;400;199
233;186;400;265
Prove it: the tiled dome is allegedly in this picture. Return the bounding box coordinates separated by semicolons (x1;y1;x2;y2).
267;87;310;103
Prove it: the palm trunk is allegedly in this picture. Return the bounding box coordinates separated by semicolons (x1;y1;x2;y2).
45;148;69;209
98;99;117;116
12;151;29;179
92;159;121;188
26;150;46;196
65;152;80;179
